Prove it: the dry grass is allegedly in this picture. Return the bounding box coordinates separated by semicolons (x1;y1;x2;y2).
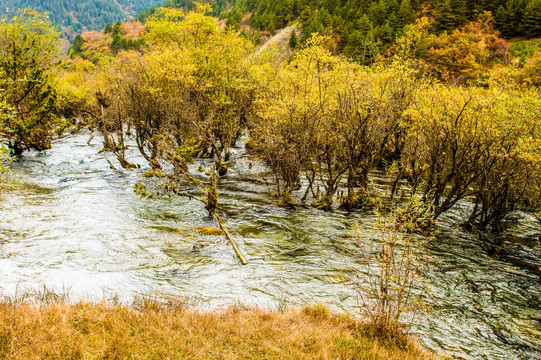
0;299;436;359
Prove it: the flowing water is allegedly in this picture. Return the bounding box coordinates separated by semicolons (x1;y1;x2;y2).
1;131;540;359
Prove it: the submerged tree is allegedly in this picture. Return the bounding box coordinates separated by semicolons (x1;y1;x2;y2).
397;84;541;230
0;10;61;155
97;5;256;263
254;36;416;210
121;5;255;215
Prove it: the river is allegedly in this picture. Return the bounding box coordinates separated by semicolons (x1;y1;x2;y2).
0;131;540;359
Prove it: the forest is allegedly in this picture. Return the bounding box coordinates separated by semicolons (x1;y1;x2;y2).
223;0;541;44
0;3;541;359
0;0;162;37
30;6;541;228
140;0;541;56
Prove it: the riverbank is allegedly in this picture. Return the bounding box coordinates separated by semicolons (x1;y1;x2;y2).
0;299;436;359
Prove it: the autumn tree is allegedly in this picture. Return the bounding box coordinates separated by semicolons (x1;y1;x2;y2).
424;13;510;83
254;36;416;210
396;84;541;229
0;10;61;155
55;57;104;127
104;5;256;218
464;88;541;229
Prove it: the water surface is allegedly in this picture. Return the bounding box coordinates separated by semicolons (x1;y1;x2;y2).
0;131;540;359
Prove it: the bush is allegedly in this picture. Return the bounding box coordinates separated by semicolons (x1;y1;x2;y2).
0;10;61;154
353;205;431;336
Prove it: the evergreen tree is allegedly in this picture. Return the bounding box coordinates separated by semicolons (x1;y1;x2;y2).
112;21;122;36
322;0;339;13
367;0;387;26
289;29;298;48
450;0;468;27
494;5;509;35
521;0;541;37
495;0;525;37
435;0;455;32
69;34;85;58
379;20;393;44
396;0;416;28
0;11;60;155
357;13;373;36
386;0;400;18
388;11;400;31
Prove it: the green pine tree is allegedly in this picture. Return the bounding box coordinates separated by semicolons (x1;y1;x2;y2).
69;34;85;58
396;0;416;28
435;0;455;32
357;13;373;36
450;0;468;27
288;29;298;48
379;20;393;44
521;0;541;37
0;12;60;155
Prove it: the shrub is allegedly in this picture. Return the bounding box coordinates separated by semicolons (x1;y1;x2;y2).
353;205;431;336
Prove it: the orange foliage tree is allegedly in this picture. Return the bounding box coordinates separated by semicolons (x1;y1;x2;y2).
424;12;510;83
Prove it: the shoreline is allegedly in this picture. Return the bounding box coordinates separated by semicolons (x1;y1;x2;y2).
0;298;438;359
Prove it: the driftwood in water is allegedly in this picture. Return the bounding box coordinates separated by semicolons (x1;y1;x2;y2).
170;189;248;265
215;213;248;265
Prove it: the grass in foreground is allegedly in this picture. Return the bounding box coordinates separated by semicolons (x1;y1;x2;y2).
0;299;436;359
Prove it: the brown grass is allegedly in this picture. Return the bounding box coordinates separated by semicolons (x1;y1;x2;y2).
0;300;436;359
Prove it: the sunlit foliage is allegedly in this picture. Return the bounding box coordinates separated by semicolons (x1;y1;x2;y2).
399;84;541;228
424;13;510;83
254;36;417;210
100;5;256;216
21;6;541;231
0;10;61;154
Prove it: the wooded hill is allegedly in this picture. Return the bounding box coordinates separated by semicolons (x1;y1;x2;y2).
0;0;161;38
139;0;541;51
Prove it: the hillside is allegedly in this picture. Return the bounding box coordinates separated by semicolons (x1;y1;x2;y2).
227;0;541;53
136;0;235;21
138;0;541;53
0;0;161;38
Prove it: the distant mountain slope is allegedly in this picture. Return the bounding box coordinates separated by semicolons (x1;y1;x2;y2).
135;0;235;21
135;0;540;58
0;0;161;38
225;0;541;52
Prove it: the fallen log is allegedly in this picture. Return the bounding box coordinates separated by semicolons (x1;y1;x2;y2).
215;213;248;265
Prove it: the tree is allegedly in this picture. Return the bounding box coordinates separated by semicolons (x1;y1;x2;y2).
288;29;298;48
450;0;468;27
395;84;541;229
69;34;85;58
254;36;414;210
396;0;416;29
494;0;525;37
104;23;113;34
434;0;455;32
107;5;256;218
0;10;61;155
424;13;509;83
112;21;122;36
82;5;255;264
521;0;541;37
254;36;350;208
